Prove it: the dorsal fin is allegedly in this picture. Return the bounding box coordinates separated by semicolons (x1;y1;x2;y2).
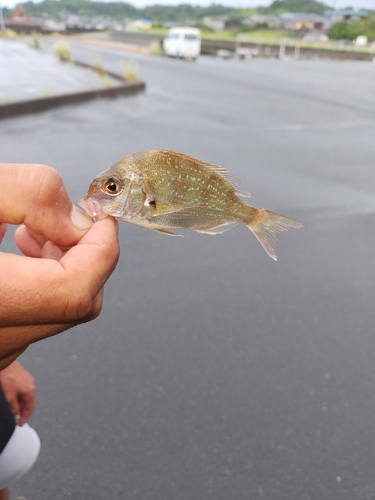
208;165;251;198
155;150;251;198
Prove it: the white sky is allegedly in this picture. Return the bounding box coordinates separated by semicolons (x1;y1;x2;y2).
0;0;374;10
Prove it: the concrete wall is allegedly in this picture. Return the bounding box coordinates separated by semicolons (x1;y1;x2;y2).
109;31;374;62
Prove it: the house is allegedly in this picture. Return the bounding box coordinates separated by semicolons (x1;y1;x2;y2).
244;14;283;29
126;18;152;31
203;16;228;32
224;18;242;32
5;4;41;32
302;31;329;42
11;5;30;24
280;13;331;31
325;9;369;23
42;19;66;32
203;16;242;32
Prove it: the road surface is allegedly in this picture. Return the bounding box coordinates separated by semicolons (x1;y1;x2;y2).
1;43;375;500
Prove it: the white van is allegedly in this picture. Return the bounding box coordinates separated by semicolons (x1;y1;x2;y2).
163;27;201;60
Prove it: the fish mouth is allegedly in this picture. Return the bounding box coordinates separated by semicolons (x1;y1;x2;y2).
78;197;105;223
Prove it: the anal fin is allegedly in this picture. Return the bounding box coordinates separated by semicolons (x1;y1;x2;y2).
195;222;238;235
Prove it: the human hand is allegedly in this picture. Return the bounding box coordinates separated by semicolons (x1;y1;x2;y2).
0;360;36;426
0;164;120;369
0;163;93;247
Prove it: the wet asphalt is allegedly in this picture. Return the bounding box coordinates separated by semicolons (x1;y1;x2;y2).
1;41;375;500
0;39;118;102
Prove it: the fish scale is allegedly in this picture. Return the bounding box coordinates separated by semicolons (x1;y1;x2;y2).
79;150;304;260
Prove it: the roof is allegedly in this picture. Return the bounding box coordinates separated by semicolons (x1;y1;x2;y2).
280;13;329;23
325;9;369;17
11;5;30;23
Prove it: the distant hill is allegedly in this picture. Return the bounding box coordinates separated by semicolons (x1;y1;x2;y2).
264;0;330;15
3;1;236;22
3;0;332;22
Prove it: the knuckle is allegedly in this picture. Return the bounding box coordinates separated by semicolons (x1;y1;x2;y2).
34;165;64;206
66;290;94;321
63;285;104;323
90;297;103;320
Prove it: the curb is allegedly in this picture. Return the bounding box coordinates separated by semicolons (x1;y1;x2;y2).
0;60;146;119
68;36;151;55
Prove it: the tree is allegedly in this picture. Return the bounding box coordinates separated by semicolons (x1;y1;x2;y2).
268;0;329;15
329;15;375;41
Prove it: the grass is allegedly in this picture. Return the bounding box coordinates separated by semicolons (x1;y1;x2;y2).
240;30;293;40
149;40;163;56
93;54;113;87
119;59;140;82
0;29;18;39
53;41;73;61
28;31;41;49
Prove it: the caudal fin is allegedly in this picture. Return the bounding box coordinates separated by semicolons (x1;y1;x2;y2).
248;208;305;261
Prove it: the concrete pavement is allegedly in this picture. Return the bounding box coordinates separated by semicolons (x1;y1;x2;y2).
1;45;375;500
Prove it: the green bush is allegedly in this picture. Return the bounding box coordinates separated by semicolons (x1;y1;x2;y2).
194;22;214;33
152;22;166;30
238;25;254;33
329;15;375;41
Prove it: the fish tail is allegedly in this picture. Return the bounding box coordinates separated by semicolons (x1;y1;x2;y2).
246;208;305;261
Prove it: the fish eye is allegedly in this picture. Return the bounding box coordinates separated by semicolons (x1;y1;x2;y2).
103;178;121;195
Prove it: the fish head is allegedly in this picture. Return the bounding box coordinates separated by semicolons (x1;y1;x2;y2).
79;173;131;222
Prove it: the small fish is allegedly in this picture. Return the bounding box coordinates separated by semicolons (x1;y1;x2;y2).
79;150;304;260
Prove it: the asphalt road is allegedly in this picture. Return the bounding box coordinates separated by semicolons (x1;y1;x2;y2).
1;43;375;500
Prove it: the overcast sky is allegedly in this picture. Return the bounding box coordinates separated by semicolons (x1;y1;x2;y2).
0;0;373;10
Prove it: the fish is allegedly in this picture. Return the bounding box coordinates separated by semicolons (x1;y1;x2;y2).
79;150;304;260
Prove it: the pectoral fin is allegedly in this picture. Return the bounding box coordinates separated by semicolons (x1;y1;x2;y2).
150;203;191;217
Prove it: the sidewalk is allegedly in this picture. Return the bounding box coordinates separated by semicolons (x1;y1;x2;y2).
0;39;121;104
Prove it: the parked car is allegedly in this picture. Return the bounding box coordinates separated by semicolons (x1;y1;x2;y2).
163;27;201;60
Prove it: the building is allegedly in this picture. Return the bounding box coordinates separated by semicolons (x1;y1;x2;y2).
302;31;329;42
325;9;369;23
5;5;41;33
11;5;30;23
203;16;242;32
280;13;331;31
245;14;283;29
126;18;152;31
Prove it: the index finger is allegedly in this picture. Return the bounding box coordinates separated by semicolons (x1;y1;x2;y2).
0;164;92;247
18;390;36;426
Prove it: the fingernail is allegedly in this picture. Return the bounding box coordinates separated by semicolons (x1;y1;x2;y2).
70;205;93;230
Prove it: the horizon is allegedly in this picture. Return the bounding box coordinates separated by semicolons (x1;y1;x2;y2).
1;0;373;10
